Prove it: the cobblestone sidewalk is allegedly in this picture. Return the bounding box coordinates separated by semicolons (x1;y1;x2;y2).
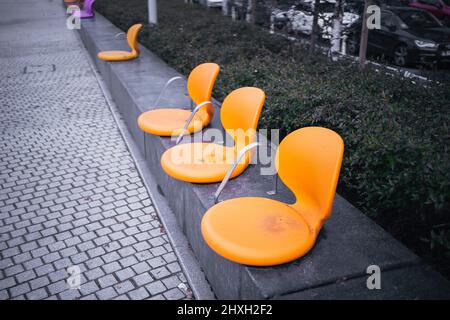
0;0;191;300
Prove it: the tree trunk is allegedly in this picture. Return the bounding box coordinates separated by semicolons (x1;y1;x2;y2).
309;0;321;55
359;0;371;69
330;0;345;61
246;0;257;23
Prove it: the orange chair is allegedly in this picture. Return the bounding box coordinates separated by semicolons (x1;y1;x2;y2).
97;24;143;61
201;127;344;266
160;87;265;183
137;63;220;139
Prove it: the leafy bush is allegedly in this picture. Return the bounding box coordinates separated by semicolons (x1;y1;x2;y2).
94;0;450;276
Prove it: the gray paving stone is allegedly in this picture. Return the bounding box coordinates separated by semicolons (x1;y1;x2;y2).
146;281;166;296
128;287;150;300
163;253;177;264
119;255;139;268
136;250;153;262
30;276;51;290
103;241;121;253
98;274;118;289
0;277;16;290
59;289;81;300
133;273;154;287
48;269;68;283
132;262;151;274
0;290;9;300
71;252;89;264
23;258;44;271
5;264;24;277
16;270;36;284
82;257;103;270
26;288;49;300
162;275;182;290
102;251;120;264
55;258;72;271
35;264;55;277
3;247;20;258
43;252;61;264
48;280;68;296
87;247;106;259
133;242;151;252
167;262;182;274
77;241;95;252
102;262;122;275
10;283;31;298
96;286;118;300
148;257;166;269
150;267;171;280
163;288;186;300
31;247;50;259
80;281;100;296
115;268;136;282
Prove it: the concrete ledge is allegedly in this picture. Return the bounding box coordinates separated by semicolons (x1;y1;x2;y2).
76;12;450;299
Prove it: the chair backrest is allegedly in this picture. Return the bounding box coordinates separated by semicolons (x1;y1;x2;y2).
187;63;220;122
276;127;344;227
127;24;143;55
220;87;265;150
83;0;95;13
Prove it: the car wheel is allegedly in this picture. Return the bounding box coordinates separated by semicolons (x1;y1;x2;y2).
393;44;409;67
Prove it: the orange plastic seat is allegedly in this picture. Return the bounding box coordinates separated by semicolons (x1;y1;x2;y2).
161;87;265;183
97;24;143;61
137;63;220;137
161;143;247;183
201;127;344;266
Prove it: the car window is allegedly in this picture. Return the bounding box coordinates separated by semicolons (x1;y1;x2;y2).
397;10;443;28
381;11;396;28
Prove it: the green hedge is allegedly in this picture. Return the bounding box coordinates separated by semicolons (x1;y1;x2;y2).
94;0;450;276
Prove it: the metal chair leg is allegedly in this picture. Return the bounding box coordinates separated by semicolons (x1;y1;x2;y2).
267;175;278;195
144;133;147;160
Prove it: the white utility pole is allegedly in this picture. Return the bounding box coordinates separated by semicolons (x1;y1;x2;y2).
222;0;229;15
148;0;158;25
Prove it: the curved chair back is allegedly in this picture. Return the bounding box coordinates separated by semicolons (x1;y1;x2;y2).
221;87;265;149
127;24;143;55
187;63;220;121
276;127;344;228
84;0;95;13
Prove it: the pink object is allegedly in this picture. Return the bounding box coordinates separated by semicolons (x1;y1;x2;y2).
73;0;95;19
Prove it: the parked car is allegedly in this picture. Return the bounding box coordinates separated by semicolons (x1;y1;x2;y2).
409;0;450;25
272;1;359;38
345;7;450;66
